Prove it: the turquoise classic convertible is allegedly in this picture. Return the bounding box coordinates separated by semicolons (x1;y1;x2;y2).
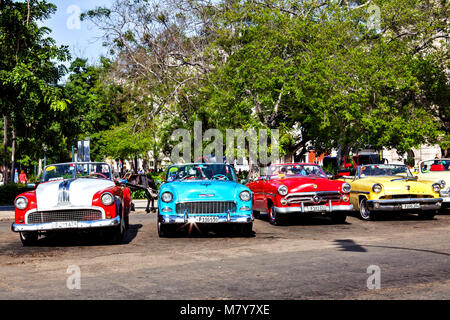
157;163;253;237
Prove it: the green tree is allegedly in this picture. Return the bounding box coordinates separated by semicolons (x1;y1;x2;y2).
0;0;70;182
63;57;127;161
202;0;448;166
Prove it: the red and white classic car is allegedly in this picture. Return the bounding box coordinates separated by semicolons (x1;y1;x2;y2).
11;162;132;245
246;163;353;225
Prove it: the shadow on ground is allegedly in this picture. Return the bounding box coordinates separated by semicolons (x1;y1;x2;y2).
162;223;256;238
349;211;438;221
333;239;367;252
257;213;352;226
332;239;450;256
5;224;143;249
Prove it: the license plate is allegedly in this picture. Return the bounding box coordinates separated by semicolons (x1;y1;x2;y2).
194;216;219;223
51;221;79;229
401;203;421;210
304;205;328;212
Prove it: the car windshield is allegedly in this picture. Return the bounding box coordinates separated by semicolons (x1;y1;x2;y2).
41;162;112;182
358;164;413;178
357;154;384;165
268;164;326;179
166;164;237;182
421;160;450;173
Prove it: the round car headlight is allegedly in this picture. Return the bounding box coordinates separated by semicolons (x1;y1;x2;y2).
14;196;28;210
372;184;382;193
239;190;251;202
278;185;288;196
101;192;114;206
432;183;441;193
161;191;173;203
439;180;446;189
342;182;351;193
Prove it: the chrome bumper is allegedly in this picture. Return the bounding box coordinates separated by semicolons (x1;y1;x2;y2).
367;198;443;211
274;204;353;214
160;213;253;224
11;216;120;232
439;189;450;202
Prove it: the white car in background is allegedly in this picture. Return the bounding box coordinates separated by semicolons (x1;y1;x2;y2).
415;159;449;208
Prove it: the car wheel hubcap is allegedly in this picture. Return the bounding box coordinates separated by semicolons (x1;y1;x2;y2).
360;200;370;219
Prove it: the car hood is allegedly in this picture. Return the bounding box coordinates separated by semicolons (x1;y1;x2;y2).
357;176;436;195
162;180;245;202
268;177;345;193
36;178;115;210
417;171;450;187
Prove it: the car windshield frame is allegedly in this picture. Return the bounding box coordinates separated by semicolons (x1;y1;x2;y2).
357;164;413;179
165;163;237;182
267;164;327;179
420;159;450;173
41;162;112;182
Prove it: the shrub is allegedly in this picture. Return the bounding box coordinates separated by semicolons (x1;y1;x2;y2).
0;183;35;206
131;189;147;199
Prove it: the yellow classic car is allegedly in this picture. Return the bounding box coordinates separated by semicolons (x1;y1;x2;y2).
342;164;443;220
415;159;449;207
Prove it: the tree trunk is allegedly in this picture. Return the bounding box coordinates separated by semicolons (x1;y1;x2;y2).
153;146;158;172
153;155;158;172
38;158;42;177
26;0;30;25
246;142;260;182
3;115;8;184
10;125;16;183
142;158;149;172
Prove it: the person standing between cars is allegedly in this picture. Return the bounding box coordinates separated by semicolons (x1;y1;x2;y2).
14;169;19;183
19;170;27;184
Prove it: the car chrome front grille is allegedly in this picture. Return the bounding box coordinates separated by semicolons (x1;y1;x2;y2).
440;188;449;197
176;201;236;214
285;191;342;204
27;209;103;224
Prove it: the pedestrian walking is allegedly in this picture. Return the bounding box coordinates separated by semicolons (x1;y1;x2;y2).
19;170;27;184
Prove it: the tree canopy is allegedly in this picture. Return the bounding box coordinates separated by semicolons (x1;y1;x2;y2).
0;0;448;181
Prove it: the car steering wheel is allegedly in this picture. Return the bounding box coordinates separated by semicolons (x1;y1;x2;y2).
88;172;108;179
213;174;229;181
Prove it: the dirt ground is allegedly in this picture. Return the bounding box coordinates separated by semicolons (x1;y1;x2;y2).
0;206;449;299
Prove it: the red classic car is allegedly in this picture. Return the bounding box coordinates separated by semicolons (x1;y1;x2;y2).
11;162;132;246
246;163;353;225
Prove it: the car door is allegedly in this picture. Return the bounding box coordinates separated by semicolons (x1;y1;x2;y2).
248;177;263;211
259;176;273;213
